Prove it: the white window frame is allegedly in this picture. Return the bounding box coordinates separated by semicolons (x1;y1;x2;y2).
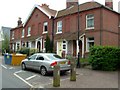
27;27;31;37
21;29;24;38
12;31;14;39
43;22;48;34
86;37;94;52
56;21;62;34
86;14;94;30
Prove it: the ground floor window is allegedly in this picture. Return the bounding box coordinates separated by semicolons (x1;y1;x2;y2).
86;37;94;52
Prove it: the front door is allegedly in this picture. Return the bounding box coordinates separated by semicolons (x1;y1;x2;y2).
37;41;41;52
73;40;77;56
57;41;62;57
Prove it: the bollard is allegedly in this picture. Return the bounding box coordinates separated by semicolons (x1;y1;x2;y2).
53;64;60;87
70;59;76;81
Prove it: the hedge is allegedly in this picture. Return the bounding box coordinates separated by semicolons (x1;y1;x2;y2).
18;48;30;56
89;46;120;71
18;48;38;56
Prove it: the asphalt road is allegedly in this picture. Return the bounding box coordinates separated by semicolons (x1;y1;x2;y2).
0;55;70;89
0;56;30;89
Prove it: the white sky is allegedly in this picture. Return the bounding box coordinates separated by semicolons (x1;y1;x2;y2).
0;0;120;28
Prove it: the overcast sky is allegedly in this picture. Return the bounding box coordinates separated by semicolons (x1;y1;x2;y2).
0;0;120;28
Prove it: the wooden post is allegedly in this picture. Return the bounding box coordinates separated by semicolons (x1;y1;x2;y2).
70;59;76;81
53;65;60;87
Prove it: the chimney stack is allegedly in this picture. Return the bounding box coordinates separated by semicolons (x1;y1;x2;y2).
105;0;113;9
118;1;120;13
17;17;22;26
41;4;49;9
66;0;78;8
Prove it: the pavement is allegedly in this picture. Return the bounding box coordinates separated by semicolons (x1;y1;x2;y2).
43;67;119;88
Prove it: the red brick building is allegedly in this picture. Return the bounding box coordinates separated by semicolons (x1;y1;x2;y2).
10;4;57;52
10;0;120;58
54;0;120;57
10;18;23;52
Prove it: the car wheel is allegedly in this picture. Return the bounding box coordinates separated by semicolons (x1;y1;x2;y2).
40;66;47;76
21;63;26;70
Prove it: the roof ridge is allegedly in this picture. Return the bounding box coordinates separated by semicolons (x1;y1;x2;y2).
58;1;102;13
24;4;57;27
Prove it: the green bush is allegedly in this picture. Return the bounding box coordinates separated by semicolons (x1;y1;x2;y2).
19;48;30;56
89;46;120;71
29;48;38;55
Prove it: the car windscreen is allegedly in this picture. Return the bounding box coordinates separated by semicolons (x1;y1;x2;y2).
46;54;63;60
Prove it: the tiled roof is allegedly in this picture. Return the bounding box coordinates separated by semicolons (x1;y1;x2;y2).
56;1;120;18
56;1;101;18
39;5;57;17
55;31;80;41
24;4;57;27
11;24;23;30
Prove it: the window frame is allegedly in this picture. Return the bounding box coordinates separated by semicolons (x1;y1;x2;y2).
36;55;44;60
43;22;48;34
28;55;37;60
86;37;94;52
21;29;24;38
86;14;94;30
27;26;31;37
62;40;67;51
56;21;62;34
12;31;14;39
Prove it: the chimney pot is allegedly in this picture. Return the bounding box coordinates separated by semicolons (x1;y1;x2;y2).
41;3;49;8
105;0;113;9
17;17;22;26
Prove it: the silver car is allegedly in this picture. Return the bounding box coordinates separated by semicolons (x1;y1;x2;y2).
21;53;70;76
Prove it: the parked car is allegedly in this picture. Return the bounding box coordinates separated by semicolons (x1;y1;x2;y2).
21;53;70;76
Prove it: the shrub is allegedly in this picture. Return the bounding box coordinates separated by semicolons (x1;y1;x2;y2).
29;48;38;55
19;48;30;56
89;46;120;71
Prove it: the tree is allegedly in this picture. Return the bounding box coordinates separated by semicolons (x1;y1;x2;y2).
45;34;53;53
2;34;10;53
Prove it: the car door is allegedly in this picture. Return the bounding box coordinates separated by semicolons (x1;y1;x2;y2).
33;55;45;70
25;54;37;69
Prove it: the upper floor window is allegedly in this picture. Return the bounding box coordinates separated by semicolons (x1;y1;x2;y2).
43;22;48;33
86;14;94;29
57;21;62;34
27;27;31;36
12;31;14;39
22;29;24;38
86;37;94;52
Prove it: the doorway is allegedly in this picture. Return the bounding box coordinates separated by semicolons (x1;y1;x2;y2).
37;41;41;52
